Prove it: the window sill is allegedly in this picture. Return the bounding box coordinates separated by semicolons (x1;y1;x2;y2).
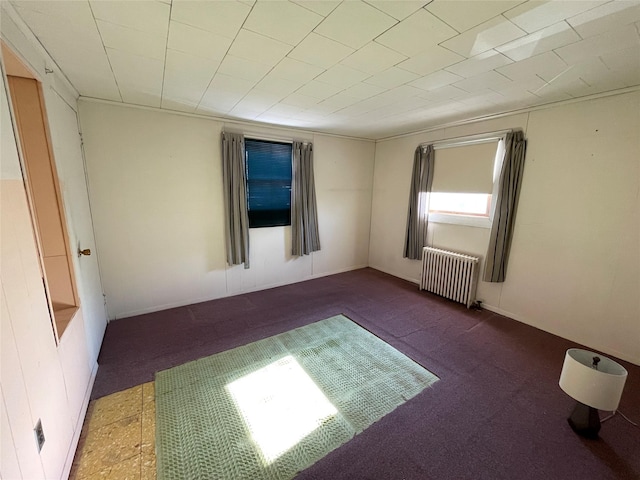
428;213;491;229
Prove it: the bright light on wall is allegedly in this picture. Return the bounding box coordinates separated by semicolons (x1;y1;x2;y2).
227;356;337;464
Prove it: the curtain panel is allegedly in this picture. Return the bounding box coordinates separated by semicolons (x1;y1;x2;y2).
404;145;435;260
291;141;320;256
484;130;527;282
221;132;250;268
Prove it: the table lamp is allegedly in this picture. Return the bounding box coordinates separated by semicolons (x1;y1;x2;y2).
559;348;628;438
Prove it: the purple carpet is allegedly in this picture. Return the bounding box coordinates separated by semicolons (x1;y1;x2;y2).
93;268;640;480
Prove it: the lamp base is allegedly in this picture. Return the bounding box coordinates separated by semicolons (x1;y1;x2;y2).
567;401;600;439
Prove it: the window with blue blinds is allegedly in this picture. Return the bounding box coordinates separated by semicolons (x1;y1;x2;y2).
245;139;293;228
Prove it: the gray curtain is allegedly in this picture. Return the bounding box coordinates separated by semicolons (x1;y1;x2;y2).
404;145;435;260
291;141;320;256
484;130;527;282
221;132;250;268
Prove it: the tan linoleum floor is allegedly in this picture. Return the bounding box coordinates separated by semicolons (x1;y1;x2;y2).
70;382;156;480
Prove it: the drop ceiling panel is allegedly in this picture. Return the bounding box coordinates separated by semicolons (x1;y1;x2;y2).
90;0;170;36
170;0;250;38
497;51;568;82
504;0;609;33
229;29;292;66
313;1;397;49
287;32;354;69
397;45;464;76
364;66;420;88
364;1;429;21
97;20;166;60
243;1;324;46
568;1;640;39
167;21;232;61
340;42;407;75
292;1;340;17
217;55;272;83
441;15;527;57
425;0;525;32
554;24;640;64
375;8;458;57
495;21;580;61
410;70;464;91
315;64;371;89
445;50;513;78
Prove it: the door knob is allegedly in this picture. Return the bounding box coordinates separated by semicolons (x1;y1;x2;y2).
78;248;91;257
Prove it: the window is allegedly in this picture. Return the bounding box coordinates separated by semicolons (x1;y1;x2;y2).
245;139;292;228
428;138;504;228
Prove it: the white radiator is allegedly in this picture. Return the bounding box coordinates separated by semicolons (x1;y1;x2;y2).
420;247;479;308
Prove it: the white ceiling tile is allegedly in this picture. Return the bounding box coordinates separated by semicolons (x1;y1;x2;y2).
107;48;164;92
410;70;464;91
425;0;525;33
97;20;166;60
600;46;640;75
254;76;304;97
453;71;513;93
554;24;640;64
161;98;198;113
495;21;580;61
243;1;323;46
292;1;340;16
168;21;232;61
265;103;306;117
13;6;105;56
207;73;256;96
313;1;397;49
90;0;170;37
496;51;567;82
316;92;362;112
287;33;354;69
217;55;272;82
416;84;467;101
440;15;527;57
341;82;386;99
365;1;430;21
315;64;371;88
364;66;420;88
504;0;609;33
14;0;96;27
170;0;251;39
340;42;407;74
396;45;464;75
58;60;122;101
119;87;162;108
229;29;292;66
445;50;513;78
198;89;245;114
233;90;283;112
568;1;640;39
269;57;325;83
163;50;219;105
375;8;458;57
296;80;344;99
280;93;321;108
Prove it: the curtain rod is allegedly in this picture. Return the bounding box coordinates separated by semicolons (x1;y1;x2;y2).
421;129;513;151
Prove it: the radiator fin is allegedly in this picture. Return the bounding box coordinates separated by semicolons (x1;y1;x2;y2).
420;247;479;308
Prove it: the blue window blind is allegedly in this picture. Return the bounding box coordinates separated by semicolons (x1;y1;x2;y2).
245;139;292;228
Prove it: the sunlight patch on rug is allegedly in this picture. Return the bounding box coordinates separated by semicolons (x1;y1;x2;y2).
227;355;337;463
155;315;438;480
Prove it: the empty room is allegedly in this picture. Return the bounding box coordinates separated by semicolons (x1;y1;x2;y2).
1;1;639;479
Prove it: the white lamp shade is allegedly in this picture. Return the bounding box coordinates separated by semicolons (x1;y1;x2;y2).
559;349;628;411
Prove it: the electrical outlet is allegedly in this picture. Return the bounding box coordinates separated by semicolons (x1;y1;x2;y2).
34;419;45;452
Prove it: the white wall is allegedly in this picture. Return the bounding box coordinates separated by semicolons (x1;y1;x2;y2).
1;6;107;479
369;91;640;365
78;101;375;319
